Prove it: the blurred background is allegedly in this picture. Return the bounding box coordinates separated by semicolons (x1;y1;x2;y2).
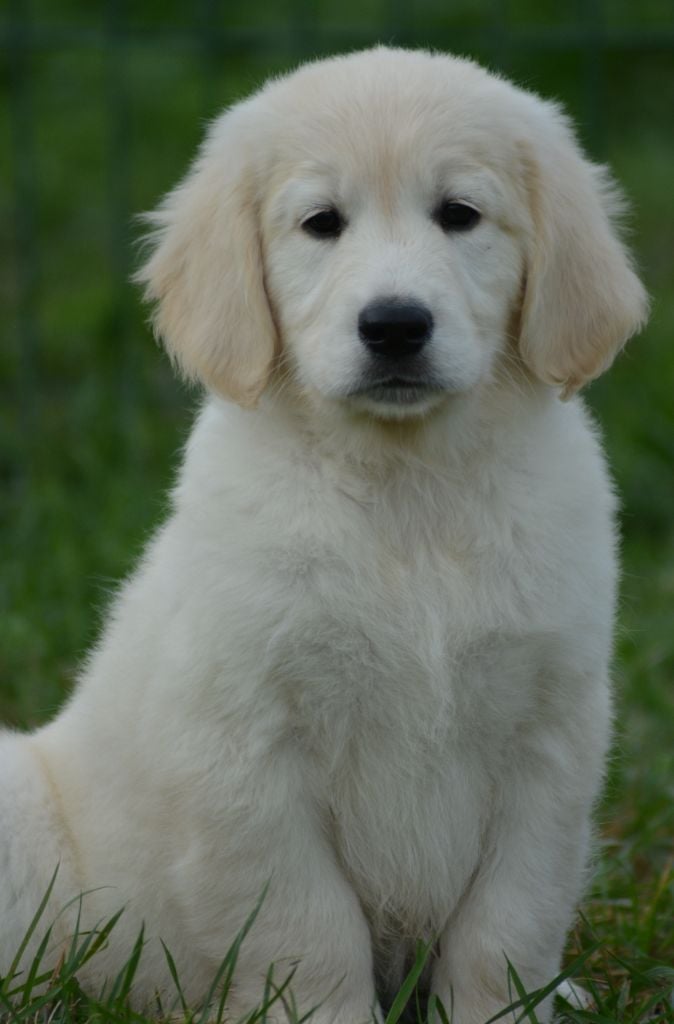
1;0;673;993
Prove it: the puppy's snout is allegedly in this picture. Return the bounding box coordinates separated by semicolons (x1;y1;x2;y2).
358;299;433;358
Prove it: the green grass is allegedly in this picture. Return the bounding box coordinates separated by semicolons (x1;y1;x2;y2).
0;896;671;1022
2;1;674;1020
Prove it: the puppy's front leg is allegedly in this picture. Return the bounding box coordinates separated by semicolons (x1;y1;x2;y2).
185;745;381;1024
223;859;380;1024
431;710;608;1024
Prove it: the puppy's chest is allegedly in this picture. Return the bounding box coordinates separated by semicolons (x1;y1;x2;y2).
267;539;519;927
269;541;458;738
268;525;529;742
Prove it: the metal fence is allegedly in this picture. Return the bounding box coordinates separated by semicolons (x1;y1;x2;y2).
3;0;674;415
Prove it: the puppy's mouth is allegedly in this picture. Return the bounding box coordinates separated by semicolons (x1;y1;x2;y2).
350;376;446;405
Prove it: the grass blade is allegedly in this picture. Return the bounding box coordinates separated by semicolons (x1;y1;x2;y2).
0;863;59;996
427;992;452;1024
199;882;270;1024
505;960;539;1024
161;938;191;1018
109;923;145;1005
385;941;433;1024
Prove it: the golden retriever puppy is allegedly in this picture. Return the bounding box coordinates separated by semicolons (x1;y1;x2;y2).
0;47;647;1023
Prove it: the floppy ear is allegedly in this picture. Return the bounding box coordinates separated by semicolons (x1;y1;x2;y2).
136;108;278;406
518;110;648;397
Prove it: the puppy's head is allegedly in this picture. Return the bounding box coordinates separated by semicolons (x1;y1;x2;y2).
138;48;648;418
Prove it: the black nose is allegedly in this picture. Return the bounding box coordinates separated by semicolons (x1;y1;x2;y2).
358;299;434;358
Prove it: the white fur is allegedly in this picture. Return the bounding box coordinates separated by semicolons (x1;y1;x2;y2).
0;48;647;1024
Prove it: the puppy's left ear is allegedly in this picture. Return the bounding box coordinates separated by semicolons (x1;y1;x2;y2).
136;107;278;406
518;109;649;397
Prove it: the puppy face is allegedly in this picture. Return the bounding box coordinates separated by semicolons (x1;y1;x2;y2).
138;48;647;416
261;99;525;419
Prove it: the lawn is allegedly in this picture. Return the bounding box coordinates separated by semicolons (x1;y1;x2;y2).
1;2;673;1020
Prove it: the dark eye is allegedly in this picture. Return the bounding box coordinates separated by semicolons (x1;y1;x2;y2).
435;200;481;233
302;208;344;239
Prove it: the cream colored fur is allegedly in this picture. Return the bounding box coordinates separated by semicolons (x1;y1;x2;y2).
0;47;647;1024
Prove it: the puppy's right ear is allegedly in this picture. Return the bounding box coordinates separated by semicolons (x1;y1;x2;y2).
136;108;278;406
